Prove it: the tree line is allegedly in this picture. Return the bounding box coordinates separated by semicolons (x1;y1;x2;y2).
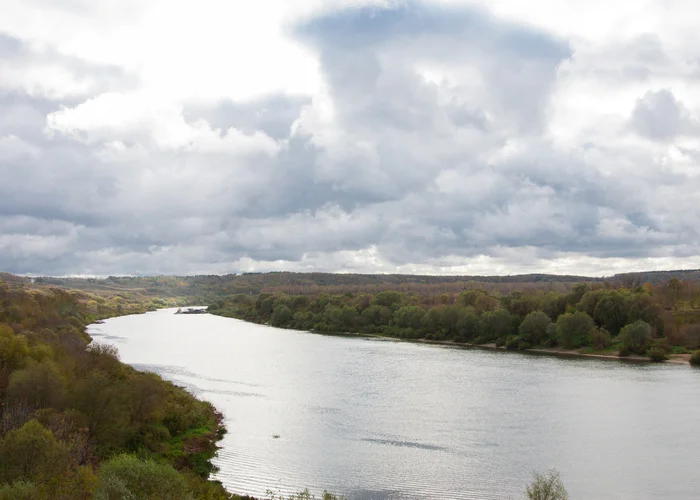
209;280;700;362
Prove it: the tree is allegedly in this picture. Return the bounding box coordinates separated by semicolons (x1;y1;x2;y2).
588;327;612;350
271;304;293;327
0;420;67;483
593;291;628;335
519;311;552;345
0;481;38;500
456;312;480;342
556;312;594;349
7;360;66;409
94;454;193;500
525;469;568;500
618;320;652;354
480;309;514;341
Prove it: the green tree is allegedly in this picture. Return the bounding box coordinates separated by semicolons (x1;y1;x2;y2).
0;420;67;483
519;311;552;345
556;311;594;349
271;304;293;327
593;291;628;335
456;312;480;342
0;481;38;500
618;320;652;354
480;309;514;341
94;454;193;500
7;360;66;409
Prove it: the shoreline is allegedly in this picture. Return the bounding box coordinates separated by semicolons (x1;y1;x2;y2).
414;339;691;364
227;316;692;366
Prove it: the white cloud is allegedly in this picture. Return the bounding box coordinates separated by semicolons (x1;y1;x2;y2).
1;0;700;276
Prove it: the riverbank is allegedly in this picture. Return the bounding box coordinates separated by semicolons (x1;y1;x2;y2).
414;339;691;364
220;314;692;366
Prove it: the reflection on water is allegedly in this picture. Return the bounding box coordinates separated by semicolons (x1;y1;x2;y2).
89;309;700;500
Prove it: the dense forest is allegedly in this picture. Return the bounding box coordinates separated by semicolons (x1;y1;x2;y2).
0;278;249;499
208;278;700;363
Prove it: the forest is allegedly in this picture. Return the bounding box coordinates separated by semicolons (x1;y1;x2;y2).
208;277;700;363
0;278;250;499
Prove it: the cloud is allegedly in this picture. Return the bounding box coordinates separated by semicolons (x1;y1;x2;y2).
1;0;700;276
629;89;696;141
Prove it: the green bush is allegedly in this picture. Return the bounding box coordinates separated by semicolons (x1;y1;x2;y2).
689;350;700;366
495;337;506;348
618;345;630;357
518;341;533;351
505;337;520;351
648;348;666;362
618;320;652;354
94;454;193;500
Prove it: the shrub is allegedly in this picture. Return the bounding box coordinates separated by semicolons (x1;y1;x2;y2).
495;337;506;348
649;348;666;362
518;341;533;351
94;454;193;500
505;337;520;351
588;327;612;350
618;320;653;354
618;345;630;357
690;350;700;366
525;469;568;500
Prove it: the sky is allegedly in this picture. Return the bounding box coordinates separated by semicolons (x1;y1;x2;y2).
1;0;700;277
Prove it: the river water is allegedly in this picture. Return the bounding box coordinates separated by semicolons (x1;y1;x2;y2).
88;309;700;500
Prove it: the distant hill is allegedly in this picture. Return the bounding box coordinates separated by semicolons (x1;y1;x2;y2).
5;269;698;300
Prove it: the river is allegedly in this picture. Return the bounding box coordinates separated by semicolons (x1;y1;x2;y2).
88;308;700;500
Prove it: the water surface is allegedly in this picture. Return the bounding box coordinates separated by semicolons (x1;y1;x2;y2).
88;309;700;500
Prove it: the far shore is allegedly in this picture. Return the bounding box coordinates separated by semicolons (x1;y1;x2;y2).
292;326;693;365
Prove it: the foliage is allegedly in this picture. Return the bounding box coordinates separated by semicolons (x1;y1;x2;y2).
525;469;569;500
94;454;194;500
556;312;594;349
0;281;232;499
648;348;666;362
618;320;653;355
519;311;552;345
689;351;700;366
588;327;612;350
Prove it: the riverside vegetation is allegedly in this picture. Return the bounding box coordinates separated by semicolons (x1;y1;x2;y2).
0;278;250;499
207;278;700;363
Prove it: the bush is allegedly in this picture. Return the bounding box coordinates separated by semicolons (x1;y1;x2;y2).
649;348;666;362
690;350;700;366
94;454;193;500
588;327;612;350
518;341;533;351
618;345;630;357
505;337;520;351
495;337;506;348
618;320;652;354
525;469;568;500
